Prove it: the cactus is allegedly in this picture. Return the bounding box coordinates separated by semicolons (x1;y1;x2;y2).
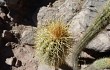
72;0;110;70
35;20;73;69
85;58;110;70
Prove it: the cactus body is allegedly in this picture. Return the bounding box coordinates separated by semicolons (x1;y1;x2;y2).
35;20;73;68
72;0;110;70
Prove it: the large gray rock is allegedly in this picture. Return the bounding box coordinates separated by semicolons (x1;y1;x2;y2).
69;0;109;51
20;26;36;45
37;0;110;70
12;25;36;45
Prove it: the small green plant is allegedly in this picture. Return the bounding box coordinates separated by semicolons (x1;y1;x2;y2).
86;58;110;70
35;20;73;69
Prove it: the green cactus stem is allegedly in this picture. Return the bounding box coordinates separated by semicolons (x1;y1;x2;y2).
72;0;110;70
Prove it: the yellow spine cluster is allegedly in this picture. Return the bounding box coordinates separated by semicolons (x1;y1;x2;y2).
35;20;73;68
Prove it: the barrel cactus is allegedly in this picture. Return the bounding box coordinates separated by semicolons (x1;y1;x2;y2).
35;20;73;68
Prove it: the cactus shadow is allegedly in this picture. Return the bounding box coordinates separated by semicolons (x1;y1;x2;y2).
83;48;110;59
59;64;73;70
78;57;95;65
79;48;110;65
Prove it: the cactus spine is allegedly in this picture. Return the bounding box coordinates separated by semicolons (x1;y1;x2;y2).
35;20;73;69
72;0;110;70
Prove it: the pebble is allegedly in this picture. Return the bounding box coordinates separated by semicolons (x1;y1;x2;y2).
5;57;17;66
15;60;22;67
5;57;22;67
2;30;13;41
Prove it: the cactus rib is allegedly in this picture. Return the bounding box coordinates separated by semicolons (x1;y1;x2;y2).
35;20;73;69
72;1;110;70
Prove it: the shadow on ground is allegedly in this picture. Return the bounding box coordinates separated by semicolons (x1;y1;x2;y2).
79;48;110;65
5;0;56;27
0;45;14;70
60;64;73;70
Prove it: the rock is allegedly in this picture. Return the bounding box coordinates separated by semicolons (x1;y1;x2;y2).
5;42;11;47
15;60;22;67
2;30;14;41
38;64;55;70
0;12;6;19
80;51;95;59
2;30;19;43
0;5;11;22
69;0;108;49
14;32;20;39
20;26;36;45
5;57;22;67
87;32;110;52
12;44;38;70
37;0;86;25
0;0;5;5
5;57;17;66
5;42;18;48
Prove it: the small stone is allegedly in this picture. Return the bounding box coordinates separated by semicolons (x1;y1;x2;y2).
5;42;17;49
5;57;13;65
2;30;14;41
5;42;11;47
80;51;95;59
11;42;18;49
15;60;22;67
5;57;17;66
